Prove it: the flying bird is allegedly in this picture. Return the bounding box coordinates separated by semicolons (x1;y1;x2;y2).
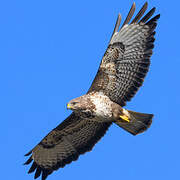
24;2;160;180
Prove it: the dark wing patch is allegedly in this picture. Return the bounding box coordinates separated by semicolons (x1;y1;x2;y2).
24;113;111;180
88;2;160;107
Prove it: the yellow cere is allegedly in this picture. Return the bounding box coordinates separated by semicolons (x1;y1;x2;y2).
67;104;71;109
119;115;130;123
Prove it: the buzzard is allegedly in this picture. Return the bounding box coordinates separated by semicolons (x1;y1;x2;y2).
24;2;160;180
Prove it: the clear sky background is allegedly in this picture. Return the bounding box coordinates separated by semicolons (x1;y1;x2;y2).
1;0;179;180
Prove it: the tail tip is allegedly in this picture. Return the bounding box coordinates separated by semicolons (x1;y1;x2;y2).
133;113;153;135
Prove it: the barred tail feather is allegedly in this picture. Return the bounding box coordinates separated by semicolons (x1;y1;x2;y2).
115;110;153;135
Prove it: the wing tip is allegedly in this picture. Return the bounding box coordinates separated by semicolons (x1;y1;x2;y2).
116;13;122;31
24;156;33;165
140;7;156;23
110;2;160;44
144;1;148;6
24;150;32;156
34;167;41;179
131;2;148;24
28;162;38;173
121;2;136;27
109;13;122;43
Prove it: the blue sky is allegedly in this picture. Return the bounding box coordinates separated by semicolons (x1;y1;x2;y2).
1;0;180;180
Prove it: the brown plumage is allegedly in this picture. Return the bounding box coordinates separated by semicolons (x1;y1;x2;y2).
24;2;160;180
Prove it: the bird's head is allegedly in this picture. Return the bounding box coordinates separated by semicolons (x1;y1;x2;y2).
67;98;82;111
67;95;90;112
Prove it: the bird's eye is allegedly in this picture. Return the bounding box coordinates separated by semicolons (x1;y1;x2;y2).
72;102;77;105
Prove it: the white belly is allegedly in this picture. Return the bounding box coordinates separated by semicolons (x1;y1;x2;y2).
90;92;113;120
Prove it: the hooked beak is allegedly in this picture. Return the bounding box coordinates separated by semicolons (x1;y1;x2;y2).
67;103;71;110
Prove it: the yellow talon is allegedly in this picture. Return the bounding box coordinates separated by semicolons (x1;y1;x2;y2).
119;115;130;123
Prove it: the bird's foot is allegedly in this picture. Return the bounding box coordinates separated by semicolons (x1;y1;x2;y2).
119;114;130;123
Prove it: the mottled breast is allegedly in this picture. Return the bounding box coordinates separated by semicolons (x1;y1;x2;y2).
89;92;113;121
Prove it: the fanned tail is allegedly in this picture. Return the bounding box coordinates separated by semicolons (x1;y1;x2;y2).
115;110;153;135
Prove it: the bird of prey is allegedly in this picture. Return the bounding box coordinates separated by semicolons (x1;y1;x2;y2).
24;2;160;180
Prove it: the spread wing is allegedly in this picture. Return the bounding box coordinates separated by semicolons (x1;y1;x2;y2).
24;113;111;180
88;2;160;107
